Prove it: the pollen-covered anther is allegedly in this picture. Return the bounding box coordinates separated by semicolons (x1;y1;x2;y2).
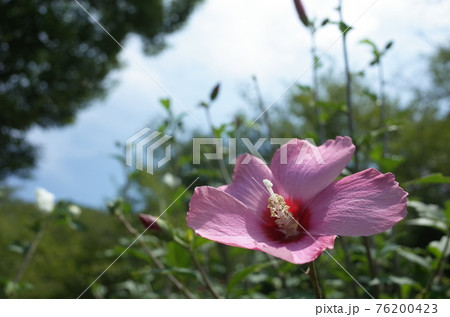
263;179;299;238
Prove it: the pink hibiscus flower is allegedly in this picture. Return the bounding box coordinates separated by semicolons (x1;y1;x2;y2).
187;137;408;264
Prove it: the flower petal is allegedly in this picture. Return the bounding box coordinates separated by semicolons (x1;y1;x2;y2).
221;154;284;216
307;168;408;236
270;137;355;204
188;186;336;264
187;186;268;248
255;235;336;264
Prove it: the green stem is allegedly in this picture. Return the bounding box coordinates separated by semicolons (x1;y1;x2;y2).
307;261;323;299
252;76;271;139
310;26;326;143
116;213;194;299
338;0;358;171
187;247;221;299
205;107;232;184
174;235;221;298
204;104;233;285
436;233;450;284
417;232;450;298
13;220;47;286
362;236;380;298
339;237;359;298
378;59;389;157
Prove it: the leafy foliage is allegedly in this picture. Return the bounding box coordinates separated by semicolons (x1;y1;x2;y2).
0;0;203;178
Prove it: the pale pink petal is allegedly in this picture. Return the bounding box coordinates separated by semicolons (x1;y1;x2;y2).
221;154;284;216
187;186;268;248
307;168;408;236
255;235;336;264
270;136;355;204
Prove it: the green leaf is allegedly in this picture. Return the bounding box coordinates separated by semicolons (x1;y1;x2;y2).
360;38;381;66
389;276;417;286
159;98;171;111
428;236;450;258
444;201;450;218
212;123;227;138
7;242;25;255
68;219;87;231
401;284;414;299
404;173;450;186
339;21;352;34
91;284;108;299
407;200;448;232
362;88;378;102
379;243;400;257
210;83;220;101
369;58;379;66
150;267;201;281
4;281;19;297
321;18;329;26
126;248;154;263
226;262;272;296
304;131;318;141
199;101;209;108
296;84;312;93
4;280;33;297
407;218;447;233
372;276;422;297
316;100;346;112
157;121;169;133
369;144;404;171
166;241;191;268
384;40;394;51
396;248;431;270
360;38;377;51
408;201;446;221
319;110;329;123
29;220;42;233
192;235;214;249
380;157;404;171
444;201;450;227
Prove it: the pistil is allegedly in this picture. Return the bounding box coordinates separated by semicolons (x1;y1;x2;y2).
263;179;299;238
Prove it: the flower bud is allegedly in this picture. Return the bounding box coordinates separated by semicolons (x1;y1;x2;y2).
293;0;309;27
139;214;162;232
139;213;174;241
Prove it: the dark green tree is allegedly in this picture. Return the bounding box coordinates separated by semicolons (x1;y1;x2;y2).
390;44;450;186
428;45;450;102
0;0;203;178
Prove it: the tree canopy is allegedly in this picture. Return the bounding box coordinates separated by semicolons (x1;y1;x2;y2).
0;0;203;178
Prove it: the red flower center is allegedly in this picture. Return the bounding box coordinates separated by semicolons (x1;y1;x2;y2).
262;196;311;242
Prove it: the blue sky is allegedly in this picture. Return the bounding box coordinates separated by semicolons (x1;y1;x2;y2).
7;0;450;208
